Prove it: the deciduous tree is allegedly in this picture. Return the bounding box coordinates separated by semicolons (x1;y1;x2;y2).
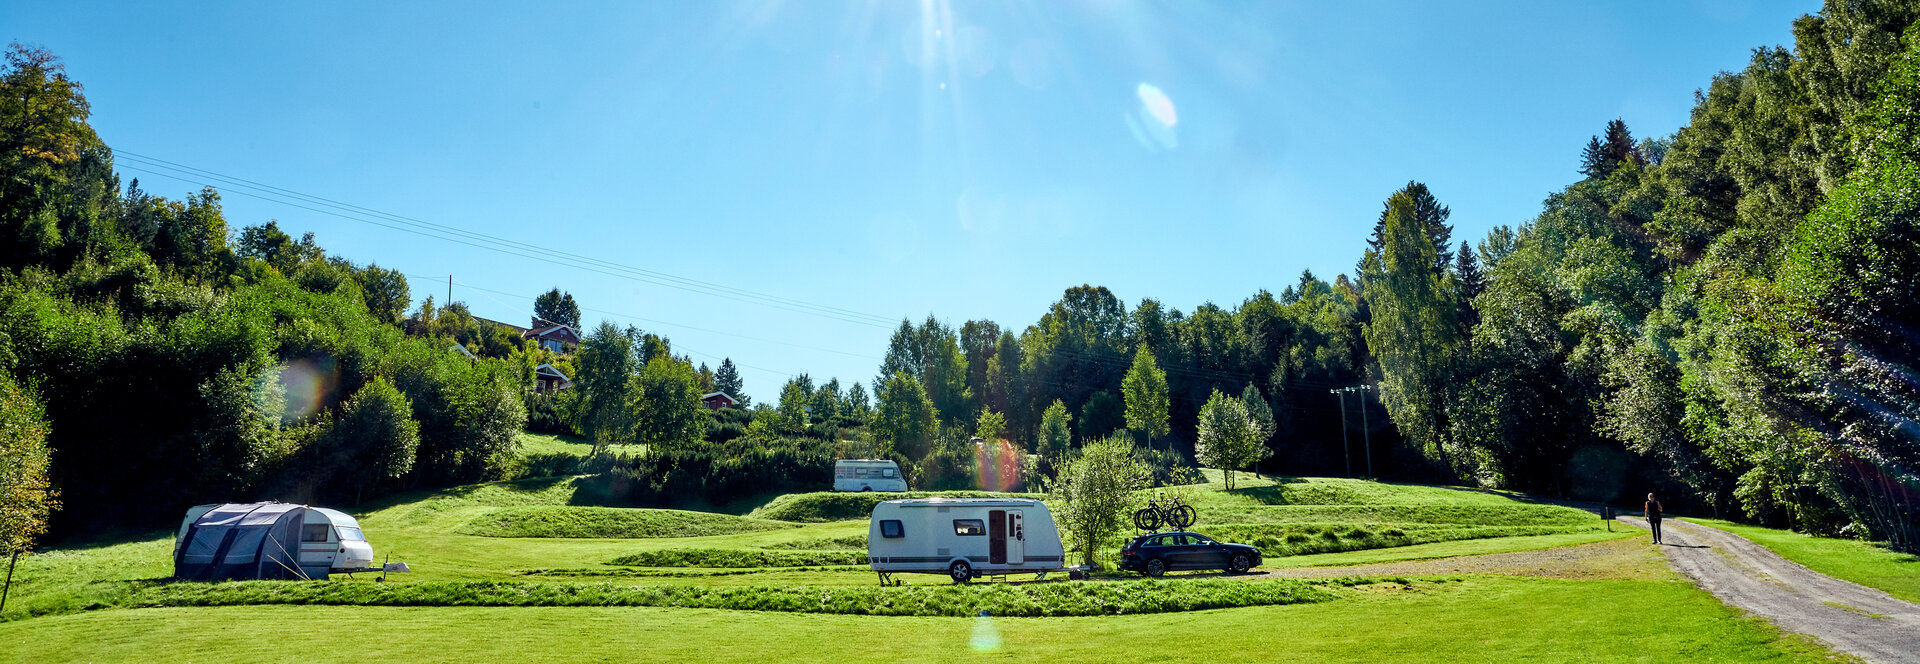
1120;343;1169;451
0;376;55;553
1195;389;1266;489
1046;434;1150;567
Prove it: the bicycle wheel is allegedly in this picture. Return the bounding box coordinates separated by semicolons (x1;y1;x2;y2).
1133;507;1163;531
1167;504;1197;529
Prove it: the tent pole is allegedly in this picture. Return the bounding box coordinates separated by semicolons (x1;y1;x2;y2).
1;549;19;614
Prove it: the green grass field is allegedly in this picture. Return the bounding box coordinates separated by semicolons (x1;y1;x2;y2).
1685;517;1920;603
0;462;1852;662
0;577;1837;664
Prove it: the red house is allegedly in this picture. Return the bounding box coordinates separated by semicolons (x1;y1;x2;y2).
524;318;581;353
701;392;740;410
534;363;572;392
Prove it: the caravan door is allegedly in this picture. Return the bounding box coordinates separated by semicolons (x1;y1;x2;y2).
1007;511;1024;564
988;510;1007;564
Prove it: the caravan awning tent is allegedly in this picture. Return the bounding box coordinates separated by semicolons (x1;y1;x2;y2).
174;502;309;581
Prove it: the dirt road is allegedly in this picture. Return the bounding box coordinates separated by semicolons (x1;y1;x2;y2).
1618;516;1920;664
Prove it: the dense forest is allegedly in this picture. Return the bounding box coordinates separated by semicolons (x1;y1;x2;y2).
2;0;1916;554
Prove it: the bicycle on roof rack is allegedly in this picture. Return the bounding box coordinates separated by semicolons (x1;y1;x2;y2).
1132;493;1196;531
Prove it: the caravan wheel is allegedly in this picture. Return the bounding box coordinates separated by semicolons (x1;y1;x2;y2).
949;560;973;584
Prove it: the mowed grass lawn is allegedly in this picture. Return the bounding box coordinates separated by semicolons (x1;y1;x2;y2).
0;472;1633;620
1684;517;1920;603
0;576;1837;664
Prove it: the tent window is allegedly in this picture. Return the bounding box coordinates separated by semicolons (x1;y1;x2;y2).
302;524;331;542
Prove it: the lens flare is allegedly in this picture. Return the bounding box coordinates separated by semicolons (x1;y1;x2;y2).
975;438;1022;492
1129;83;1179;150
1136;83;1177;127
280;355;339;420
970;611;1001;653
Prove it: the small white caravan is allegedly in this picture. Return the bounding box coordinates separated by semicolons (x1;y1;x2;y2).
833;459;908;492
867;498;1068;583
175;503;375;580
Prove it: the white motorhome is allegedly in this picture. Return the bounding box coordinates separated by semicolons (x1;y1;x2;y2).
867;498;1068;583
175;503;375;580
833;459;908;492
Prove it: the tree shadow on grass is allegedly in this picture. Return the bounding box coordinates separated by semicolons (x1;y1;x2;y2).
1226;477;1310;505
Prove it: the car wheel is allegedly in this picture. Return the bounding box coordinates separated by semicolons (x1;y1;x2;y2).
1145;558;1166;578
1228;553;1252;574
949;560;973;584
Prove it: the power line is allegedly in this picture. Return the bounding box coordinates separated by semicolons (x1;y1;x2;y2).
413;272;808;383
112;149;899;329
429;273;879;363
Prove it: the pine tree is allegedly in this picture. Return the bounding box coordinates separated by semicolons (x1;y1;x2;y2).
1455;240;1486;330
1579;136;1609;178
714;358;745;399
1580;119;1646;179
1603;118;1643;168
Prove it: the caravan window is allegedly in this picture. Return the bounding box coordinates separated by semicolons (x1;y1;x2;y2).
336;526;365;541
880;520;904;538
301;524;331;542
881;468;895;477
952;519;985;536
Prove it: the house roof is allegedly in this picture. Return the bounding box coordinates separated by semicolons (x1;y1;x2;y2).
701;392;739;402
528;324;576;339
534;363;570;381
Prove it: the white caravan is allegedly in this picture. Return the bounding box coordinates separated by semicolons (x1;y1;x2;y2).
833;459;908;492
867;498;1068;583
175;503;375;579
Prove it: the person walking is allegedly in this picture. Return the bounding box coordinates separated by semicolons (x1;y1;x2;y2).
1645;493;1663;544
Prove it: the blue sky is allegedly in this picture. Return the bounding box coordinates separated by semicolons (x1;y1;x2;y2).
6;1;1810;401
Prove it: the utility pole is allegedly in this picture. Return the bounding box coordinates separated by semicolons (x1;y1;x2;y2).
447;275;453;305
1329;388;1352;477
1331;385;1377;478
1357;385;1375;478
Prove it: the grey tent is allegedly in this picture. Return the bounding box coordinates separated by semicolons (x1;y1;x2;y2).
174;502;309;581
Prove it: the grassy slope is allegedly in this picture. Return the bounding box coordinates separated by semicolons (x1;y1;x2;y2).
516;432;645;457
1685;518;1920;603
0;577;1838;664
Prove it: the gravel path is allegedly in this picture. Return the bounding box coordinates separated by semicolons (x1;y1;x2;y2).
1619;516;1920;664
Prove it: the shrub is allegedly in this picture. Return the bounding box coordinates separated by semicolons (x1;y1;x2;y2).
522;391;574;436
126;577;1341;617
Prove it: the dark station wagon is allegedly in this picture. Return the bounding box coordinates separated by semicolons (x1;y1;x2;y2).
1120;531;1262;577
